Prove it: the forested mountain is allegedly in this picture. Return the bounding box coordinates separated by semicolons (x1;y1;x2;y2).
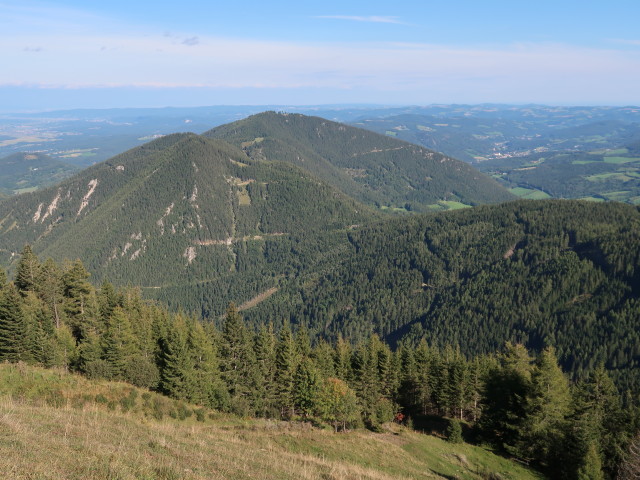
0;115;637;394
0;133;371;304
0;152;78;195
205;112;514;211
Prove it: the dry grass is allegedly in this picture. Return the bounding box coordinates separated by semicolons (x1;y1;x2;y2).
0;364;544;480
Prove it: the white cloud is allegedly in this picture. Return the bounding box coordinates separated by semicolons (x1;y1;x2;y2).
1;3;640;104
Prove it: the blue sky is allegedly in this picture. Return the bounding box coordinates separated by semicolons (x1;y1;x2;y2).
2;0;640;111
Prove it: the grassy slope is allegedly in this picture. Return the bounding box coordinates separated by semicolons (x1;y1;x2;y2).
0;364;542;480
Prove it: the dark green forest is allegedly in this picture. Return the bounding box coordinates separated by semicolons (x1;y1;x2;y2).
206;111;514;210
0;249;638;479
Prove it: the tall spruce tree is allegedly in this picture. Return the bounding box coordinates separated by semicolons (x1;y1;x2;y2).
219;304;258;415
479;343;533;454
520;347;571;468
0;283;28;363
14;245;41;295
274;322;297;419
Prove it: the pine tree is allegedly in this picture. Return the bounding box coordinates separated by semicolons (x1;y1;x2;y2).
334;335;352;382
520;347;571;467
187;318;227;409
274;322;297;418
311;339;336;378
102;306;139;380
294;322;311;360
254;322;277;417
577;442;604;480
0;283;28;362
160;315;193;401
571;365;626;478
14;245;41;294
36;258;64;329
294;358;320;418
446;418;463;444
479;343;533;454
219;304;258;415
62;259;95;337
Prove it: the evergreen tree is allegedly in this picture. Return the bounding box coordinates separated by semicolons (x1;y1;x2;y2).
36;258;64;329
187;318;227;409
102;306;139;380
14;245;41;294
62;259;95;337
254;322;277;417
219;304;258;415
479;343;533;454
293;358;320;418
334;335;352;382
274;322;297;418
577;442;604;480
160;315;193;401
0;283;28;362
447;418;463;444
520;347;571;467
294;322;311;359
571;365;627;478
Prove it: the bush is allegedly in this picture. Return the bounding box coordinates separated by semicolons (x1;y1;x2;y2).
123;355;160;389
447;418;463;444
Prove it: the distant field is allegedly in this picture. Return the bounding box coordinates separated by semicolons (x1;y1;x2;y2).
590;148;629;155
13;186;38;194
508;187;551;200
603;156;639;164
572;159;599;165
426;201;472;211
586;172;633;181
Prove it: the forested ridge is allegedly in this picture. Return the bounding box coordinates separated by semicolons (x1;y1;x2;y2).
206;111;514;210
0;250;638;479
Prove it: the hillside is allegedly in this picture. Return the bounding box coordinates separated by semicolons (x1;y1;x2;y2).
235;200;640;390
205;112;514;212
0;364;543;480
0;152;78;195
0;133;371;309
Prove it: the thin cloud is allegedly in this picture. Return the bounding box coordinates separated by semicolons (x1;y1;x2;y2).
315;15;404;25
608;38;640;46
23;46;43;52
182;36;199;46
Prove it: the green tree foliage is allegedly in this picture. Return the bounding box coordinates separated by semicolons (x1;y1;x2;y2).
14;245;41;294
520;347;571;467
274;322;297;419
479;343;533;454
447;418;463;444
0;251;636;478
317;377;361;432
219;304;259;415
577;442;605;480
0;283;28;362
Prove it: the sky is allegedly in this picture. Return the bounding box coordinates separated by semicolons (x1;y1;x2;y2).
2;0;640;111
